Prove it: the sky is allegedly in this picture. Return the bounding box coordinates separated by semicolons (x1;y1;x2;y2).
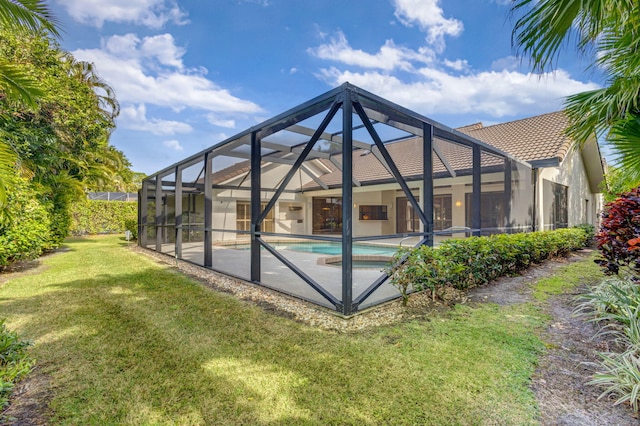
51;0;605;175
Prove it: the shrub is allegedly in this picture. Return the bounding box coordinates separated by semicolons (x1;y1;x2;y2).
124;218;138;240
387;228;588;302
595;186;640;278
68;200;137;235
574;223;596;243
0;177;56;269
575;276;640;414
0;320;34;414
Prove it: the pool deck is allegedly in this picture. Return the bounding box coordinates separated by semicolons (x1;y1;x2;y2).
149;238;419;310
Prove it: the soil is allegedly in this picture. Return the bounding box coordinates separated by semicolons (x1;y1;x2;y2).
2;247;639;424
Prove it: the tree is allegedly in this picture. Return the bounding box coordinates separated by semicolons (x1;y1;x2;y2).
603;165;640;203
511;0;640;174
0;0;58;209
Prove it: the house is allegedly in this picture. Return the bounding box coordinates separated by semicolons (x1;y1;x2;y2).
139;83;604;315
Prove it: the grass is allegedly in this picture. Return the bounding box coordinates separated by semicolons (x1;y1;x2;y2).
0;235;595;425
532;252;604;302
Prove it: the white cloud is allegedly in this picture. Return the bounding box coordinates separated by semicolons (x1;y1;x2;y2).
120;104;192;135
316;67;600;118
443;59;468;71
491;56;520;71
392;0;463;50
163;139;184;151
206;114;236;128
73;34;262;114
308;31;434;71
55;0;188;28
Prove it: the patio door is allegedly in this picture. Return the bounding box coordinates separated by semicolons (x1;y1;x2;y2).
396;196;420;233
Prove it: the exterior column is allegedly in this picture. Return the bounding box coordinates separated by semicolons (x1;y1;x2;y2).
423;123;434;247
341;94;353;316
175;166;183;258
250;131;261;282
472;146;481;236
204;153;213;268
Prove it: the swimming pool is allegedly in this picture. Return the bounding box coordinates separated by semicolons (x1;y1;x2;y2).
230;241;398;256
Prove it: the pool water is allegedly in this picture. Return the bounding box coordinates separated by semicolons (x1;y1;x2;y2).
232;241;397;256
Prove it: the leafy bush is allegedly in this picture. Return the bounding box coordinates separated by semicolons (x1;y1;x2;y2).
387;228;589;301
124;218;138;240
595;186;640;278
68;200;137;235
575;277;640;414
0;177;58;269
574;223;596;244
0;320;34;413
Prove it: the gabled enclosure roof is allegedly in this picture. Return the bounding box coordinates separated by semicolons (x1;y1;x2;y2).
144;83;529;182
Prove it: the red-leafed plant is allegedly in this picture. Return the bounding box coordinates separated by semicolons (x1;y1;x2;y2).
595;186;640;278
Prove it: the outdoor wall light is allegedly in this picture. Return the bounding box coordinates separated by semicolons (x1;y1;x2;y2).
455;200;462;207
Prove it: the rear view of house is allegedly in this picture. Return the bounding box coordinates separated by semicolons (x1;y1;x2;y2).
139;83;604;315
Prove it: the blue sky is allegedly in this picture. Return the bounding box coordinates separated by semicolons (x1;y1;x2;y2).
52;0;604;175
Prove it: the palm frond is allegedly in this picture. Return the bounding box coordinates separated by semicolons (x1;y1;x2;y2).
609;116;640;177
0;0;59;37
0;140;17;210
0;58;42;108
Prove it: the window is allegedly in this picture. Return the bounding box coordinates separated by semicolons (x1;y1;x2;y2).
359;205;388;220
542;180;568;229
236;201;274;233
313;197;342;234
433;195;452;231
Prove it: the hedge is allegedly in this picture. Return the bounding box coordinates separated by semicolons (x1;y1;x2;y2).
386;227;590;305
68;200;137;236
0;177;59;269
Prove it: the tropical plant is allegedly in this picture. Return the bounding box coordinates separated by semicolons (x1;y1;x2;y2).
0;0;59;209
594;186;640;278
603;165;640;203
575;276;640;414
511;0;640;174
0;319;34;414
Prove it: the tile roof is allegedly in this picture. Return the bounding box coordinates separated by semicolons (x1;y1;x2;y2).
458;111;571;162
206;111;572;190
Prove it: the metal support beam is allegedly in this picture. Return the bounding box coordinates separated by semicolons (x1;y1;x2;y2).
286;123;372;151
139;185;147;247
341;93;354;316
423;123;434;247
258;101;341;225
329;156;361;187
504;158;512;231
250;132;261;282
175;166;183;258
155;176;162;252
204;153;213;267
353;102;428;227
300;165;328;190
472;145;481;237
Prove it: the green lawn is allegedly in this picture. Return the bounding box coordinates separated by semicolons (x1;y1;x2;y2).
0;236;599;425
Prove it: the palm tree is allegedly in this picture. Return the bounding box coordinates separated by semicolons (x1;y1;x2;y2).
64;55;120;121
0;0;59;209
511;0;640;174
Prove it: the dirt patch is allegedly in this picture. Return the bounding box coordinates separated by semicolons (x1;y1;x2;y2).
1;368;52;426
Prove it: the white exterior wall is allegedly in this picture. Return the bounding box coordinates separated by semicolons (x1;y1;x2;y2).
537;147;602;230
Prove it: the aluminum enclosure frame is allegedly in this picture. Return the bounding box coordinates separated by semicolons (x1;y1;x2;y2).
139;83;533;315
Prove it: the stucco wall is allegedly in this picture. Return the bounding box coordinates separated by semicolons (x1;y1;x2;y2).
537;147;602;229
